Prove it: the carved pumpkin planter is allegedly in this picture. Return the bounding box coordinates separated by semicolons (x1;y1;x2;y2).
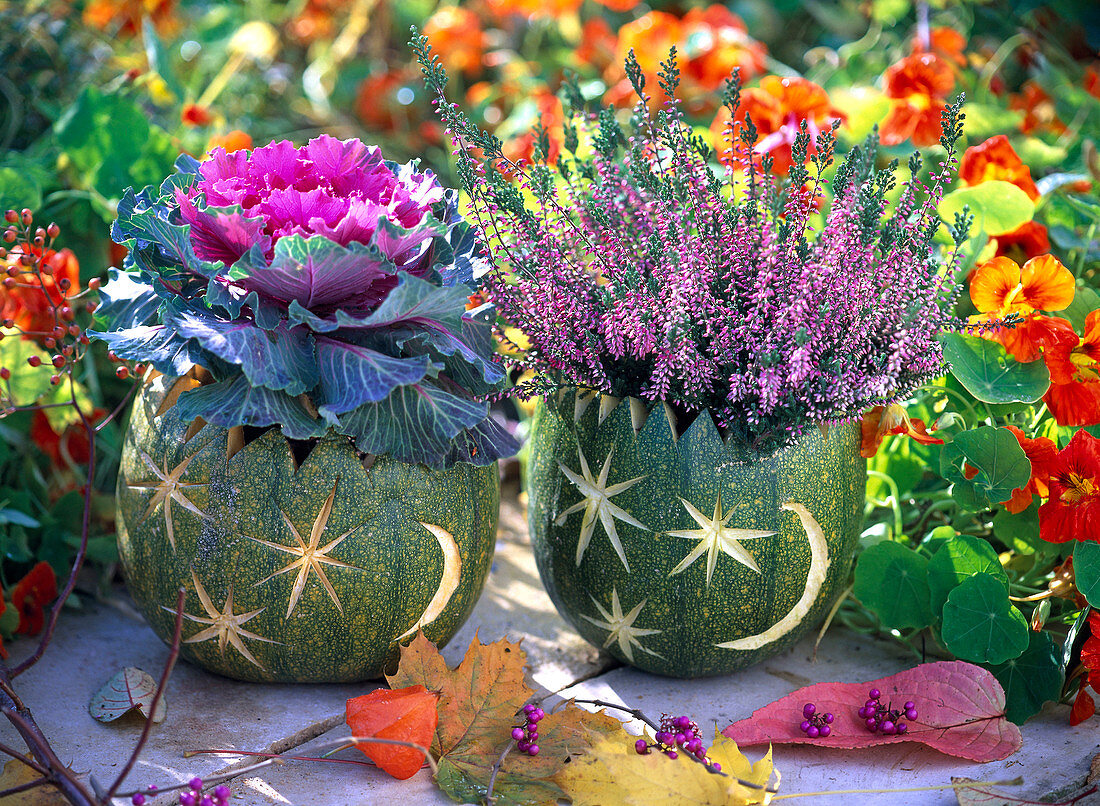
526;392;865;678
116;373;499;683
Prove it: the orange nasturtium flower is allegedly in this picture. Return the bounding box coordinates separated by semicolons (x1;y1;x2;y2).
485;0;583;17
880;53;955;146
968;254;1077;362
990;220;1051;263
82;0;178;37
181;103;214;127
1042;310;1100;427
12;562;58;636
593;0;640;10
708;76;844;174
577;17;618;73
1038;429;1100;544
679;5;767;92
912;27;967;67
423;6;486;78
859;404;944;458
959;135;1040;200
207;130;252;154
1000;425;1057;513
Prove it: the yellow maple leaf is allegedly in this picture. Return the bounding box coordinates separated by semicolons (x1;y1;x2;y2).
0;757;67;805
555;733;777;806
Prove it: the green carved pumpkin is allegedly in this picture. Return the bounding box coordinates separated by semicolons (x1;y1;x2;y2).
526;392;865;677
116;373;499;683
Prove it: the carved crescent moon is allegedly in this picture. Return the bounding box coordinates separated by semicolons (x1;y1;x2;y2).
397;522;462;640
715;501;830;651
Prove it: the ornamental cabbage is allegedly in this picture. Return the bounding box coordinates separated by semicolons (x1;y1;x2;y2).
94;136;518;468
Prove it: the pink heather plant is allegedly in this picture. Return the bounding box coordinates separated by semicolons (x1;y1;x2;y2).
415;37;969;452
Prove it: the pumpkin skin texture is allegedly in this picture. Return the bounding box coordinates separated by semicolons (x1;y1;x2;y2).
526;392;865;678
116;375;499;683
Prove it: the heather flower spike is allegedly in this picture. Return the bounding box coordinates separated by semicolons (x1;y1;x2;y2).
413;31;967;453
94;136;518;468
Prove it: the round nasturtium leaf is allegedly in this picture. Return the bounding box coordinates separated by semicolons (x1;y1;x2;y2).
938;334;1051;405
939;426;1032;511
987;630;1065;725
854;541;934;631
937;180;1036;237
928;535;1008;617
1073;541;1100;608
941;573;1029;665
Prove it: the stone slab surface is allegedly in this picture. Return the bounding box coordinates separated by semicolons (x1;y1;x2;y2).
0;495;606;803
4;489;1096;805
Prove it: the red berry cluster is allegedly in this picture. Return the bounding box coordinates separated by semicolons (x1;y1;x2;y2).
511;703;543;756
798;702;834;738
858;689;917;735
634;714;721;772
1;210;98;392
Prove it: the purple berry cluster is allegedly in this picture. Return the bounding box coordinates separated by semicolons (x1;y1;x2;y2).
131;779;231;806
511;704;543;756
634;714;721;772
798;703;834;739
858;689;918;735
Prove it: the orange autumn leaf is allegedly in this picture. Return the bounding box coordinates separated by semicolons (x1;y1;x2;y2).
386;633;621;805
12;562;57;636
346;685;439;780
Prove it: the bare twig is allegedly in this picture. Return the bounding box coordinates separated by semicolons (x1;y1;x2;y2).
0;774;55;798
0;741;48;773
484;737;515;805
104;588;186;802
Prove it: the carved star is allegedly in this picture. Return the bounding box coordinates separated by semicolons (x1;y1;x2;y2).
174;570;278;670
667;492;775;587
127;450;209;551
581;586;663;664
246;481;367;619
556;445;647;571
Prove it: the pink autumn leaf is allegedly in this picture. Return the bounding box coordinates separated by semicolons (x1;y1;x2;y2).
722;661;1021;762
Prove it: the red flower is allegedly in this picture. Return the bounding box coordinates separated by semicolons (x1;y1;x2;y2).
29;408;106;471
991;221;1051;263
423;6;486;77
1009;81;1065;136
1042;310;1100;427
912;27;967;67
709;76;844;174
880;53;955;146
12;562;58;636
181;104;214;127
577;17;618;73
1000;425;1057;513
1073;611;1100;725
959;135;1040;200
859;404;944;458
82;0;178;37
1038;429;1100;544
0;247;81;338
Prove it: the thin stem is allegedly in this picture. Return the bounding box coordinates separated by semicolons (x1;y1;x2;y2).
12;383;95;678
772;777;1040;801
812;584;852;661
0;741;48;773
0;775;55;799
484;738;515;805
95;375;141;432
104;587;185;802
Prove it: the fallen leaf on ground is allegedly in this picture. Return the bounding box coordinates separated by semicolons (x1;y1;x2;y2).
346;685;439;779
0;757;67;804
387;632;622;805
87;667;166;723
953;776;1095;805
555;733;776;806
722;661;1020;762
